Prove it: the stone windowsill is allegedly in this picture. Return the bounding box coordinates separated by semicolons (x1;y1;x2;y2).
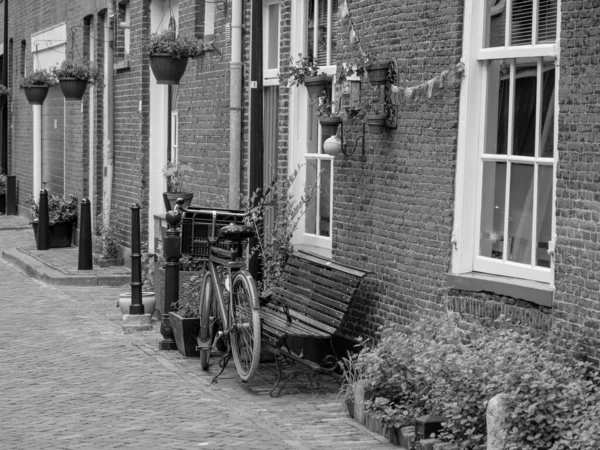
447;272;554;308
114;59;131;72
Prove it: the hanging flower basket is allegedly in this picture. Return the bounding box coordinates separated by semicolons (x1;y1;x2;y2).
58;78;88;100
23;86;50;105
366;62;390;86
366;114;387;134
150;54;189;85
319;115;342;140
304;75;330;98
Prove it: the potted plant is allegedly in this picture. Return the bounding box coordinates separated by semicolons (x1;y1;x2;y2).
52;60;102;100
279;54;331;98
162;160;194;211
365;60;390;86
93;218;124;267
168;261;204;357
0;84;10;109
19;69;58;105
26;193;78;248
0;169;6;214
145;29;209;85
316;95;343;142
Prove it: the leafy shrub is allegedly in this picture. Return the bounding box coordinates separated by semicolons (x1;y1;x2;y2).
0;169;6;195
278;53;328;87
145;30;209;59
52;60;102;84
353;318;600;449
26;193;78;226
19;69;58;87
95;218;120;260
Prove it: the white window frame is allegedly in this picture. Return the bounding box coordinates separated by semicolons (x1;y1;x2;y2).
263;0;281;85
452;0;560;285
171;110;179;162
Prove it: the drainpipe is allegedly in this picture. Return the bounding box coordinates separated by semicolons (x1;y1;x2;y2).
103;1;115;227
229;0;243;209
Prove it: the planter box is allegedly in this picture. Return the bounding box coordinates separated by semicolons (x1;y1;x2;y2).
169;311;200;357
31;220;74;248
93;255;124;267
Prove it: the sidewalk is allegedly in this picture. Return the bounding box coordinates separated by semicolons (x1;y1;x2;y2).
0;215;130;286
0;213;397;449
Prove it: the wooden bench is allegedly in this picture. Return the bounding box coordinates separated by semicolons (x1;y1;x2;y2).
260;250;369;397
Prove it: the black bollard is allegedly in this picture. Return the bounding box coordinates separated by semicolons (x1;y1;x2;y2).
159;204;182;351
78;198;93;270
129;203;144;315
37;187;50;250
6;175;16;215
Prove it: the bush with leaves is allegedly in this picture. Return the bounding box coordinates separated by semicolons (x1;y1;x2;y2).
94;217;120;260
26;193;78;226
278;54;328;87
354;318;600;449
244;166;315;296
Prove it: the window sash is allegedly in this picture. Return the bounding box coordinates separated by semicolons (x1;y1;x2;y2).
263;0;280;80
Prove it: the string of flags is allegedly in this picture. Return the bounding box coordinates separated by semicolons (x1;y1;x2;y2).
339;0;367;57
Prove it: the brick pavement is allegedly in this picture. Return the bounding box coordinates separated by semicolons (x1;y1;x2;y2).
0;216;396;449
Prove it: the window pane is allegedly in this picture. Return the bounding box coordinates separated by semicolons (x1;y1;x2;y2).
536;165;553;267
511;0;533;46
307;101;318;154
307;0;338;65
508;163;534;264
484;60;510;155
305;159;318;234
538;0;558;44
512;60;537;157
319;160;331;237
540;63;555;158
267;4;280;70
486;0;507;48
480;162;507;259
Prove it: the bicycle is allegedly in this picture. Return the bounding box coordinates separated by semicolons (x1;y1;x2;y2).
176;200;261;382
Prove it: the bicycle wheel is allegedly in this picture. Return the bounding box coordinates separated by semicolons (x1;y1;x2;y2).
198;271;216;370
229;270;261;382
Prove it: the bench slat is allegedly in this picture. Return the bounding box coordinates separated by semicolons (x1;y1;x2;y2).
272;287;345;324
261;308;329;338
287;257;360;291
266;303;339;335
282;270;354;305
295;250;370;279
275;282;349;316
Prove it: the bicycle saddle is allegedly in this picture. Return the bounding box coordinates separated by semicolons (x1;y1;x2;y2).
218;223;255;241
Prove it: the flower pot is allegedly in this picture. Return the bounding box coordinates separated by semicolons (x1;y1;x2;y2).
366;62;390;86
319;115;342;140
31;220;74;248
304;75;330;99
58;78;88;100
23;86;49;105
150;54;189;85
169;311;200;357
117;292;156;316
366;114;387;134
163;192;194;212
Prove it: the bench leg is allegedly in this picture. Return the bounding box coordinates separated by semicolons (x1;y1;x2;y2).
269;355;322;397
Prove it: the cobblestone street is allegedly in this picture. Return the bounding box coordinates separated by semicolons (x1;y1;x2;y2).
0;222;395;449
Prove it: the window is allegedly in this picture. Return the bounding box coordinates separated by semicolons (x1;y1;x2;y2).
20;40;26;77
453;0;559;284
118;0;131;59
204;0;215;39
263;0;280;83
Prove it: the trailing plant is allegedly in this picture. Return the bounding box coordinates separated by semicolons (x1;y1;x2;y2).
26;193;78;225
162;160;192;192
0;169;6;195
52;60;102;84
145;29;210;59
279;54;328;87
244;166;315;296
336;58;367;82
315;95;342;119
19;69;58;87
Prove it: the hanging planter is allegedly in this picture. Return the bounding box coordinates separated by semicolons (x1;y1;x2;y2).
52;60;102;101
146;30;209;85
304;75;330;99
319;115;342;140
19;69;57;106
366;62;390;86
58;78;88;100
366;114;387;134
149;54;189;85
